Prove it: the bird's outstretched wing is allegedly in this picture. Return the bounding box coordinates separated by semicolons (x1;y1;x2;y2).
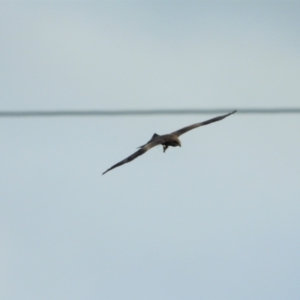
171;110;236;137
102;138;164;175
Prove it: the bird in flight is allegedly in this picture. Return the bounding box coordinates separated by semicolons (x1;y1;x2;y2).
103;110;236;175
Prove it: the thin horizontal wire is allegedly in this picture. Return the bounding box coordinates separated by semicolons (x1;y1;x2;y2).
0;108;300;117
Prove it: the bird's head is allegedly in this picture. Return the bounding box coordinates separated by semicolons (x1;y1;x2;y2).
172;137;181;147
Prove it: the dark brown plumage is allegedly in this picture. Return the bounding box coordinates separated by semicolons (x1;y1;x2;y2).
102;110;236;175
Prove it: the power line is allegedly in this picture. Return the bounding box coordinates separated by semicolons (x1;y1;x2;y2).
0;108;300;118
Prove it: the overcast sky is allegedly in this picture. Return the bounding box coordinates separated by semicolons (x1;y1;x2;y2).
1;2;300;300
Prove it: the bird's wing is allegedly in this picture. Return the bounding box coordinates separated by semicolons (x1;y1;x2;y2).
102;138;164;175
171;110;236;137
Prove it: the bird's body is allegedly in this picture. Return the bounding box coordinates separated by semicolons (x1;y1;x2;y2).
138;133;181;152
102;110;236;175
161;134;182;151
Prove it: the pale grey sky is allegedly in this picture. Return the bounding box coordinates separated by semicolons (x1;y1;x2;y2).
1;2;300;300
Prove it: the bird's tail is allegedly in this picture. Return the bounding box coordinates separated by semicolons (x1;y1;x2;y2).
137;133;160;148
